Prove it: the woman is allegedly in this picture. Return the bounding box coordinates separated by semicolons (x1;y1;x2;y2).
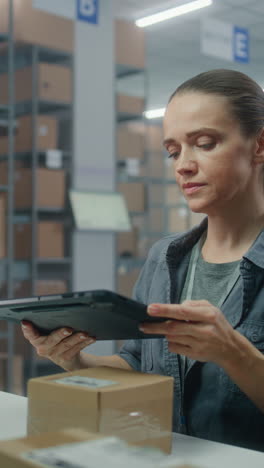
22;69;264;451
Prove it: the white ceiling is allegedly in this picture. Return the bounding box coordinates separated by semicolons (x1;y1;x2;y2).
114;0;264;109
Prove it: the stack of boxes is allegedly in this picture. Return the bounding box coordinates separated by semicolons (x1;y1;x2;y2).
0;1;73;386
0;0;73;295
115;21;146;299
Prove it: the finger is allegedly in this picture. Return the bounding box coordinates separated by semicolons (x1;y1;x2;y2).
36;331;92;357
57;338;96;361
168;341;193;356
21;321;41;341
166;333;199;348
140;319;210;338
147;303;219;323
42;327;78;349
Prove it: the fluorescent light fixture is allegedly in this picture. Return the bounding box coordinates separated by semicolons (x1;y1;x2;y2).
136;0;213;28
144;107;166;119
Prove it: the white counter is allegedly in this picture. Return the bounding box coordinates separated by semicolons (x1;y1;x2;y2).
0;391;27;440
0;391;263;468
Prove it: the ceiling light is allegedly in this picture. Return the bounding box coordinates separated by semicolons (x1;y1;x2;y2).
136;0;213;28
144;107;166;119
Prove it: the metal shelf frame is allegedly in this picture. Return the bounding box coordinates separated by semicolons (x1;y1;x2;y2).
0;0;74;387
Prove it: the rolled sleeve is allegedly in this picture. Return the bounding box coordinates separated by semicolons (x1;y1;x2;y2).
119;339;142;371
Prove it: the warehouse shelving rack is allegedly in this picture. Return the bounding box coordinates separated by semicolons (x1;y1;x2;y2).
0;0;15;392
0;0;74;390
115;61;148;276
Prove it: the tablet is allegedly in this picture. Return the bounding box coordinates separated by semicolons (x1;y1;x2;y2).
0;290;165;340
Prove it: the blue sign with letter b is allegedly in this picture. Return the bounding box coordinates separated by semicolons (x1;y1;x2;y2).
77;0;99;24
233;26;249;63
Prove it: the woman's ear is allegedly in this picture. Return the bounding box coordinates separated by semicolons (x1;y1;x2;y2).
253;128;264;164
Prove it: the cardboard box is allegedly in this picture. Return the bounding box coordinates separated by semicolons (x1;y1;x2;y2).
146;125;163;152
0;429;106;468
149;207;164;233
5;279;67;298
27;367;173;453
115;19;145;69
148;153;164;179
117;268;141;298
117;126;145;160
165;184;186;205
118;182;146;213
0;195;6;258
117;227;138;257
0;352;23;395
0;63;72;105
0;0;73;52
117;94;145;116
0;115;58;155
168;206;189;233
165;159;175;181
0;166;65;209
15;168;65;210
0;428;194;467
15;222;64;259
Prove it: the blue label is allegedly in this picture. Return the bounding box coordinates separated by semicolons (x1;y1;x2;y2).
233;26;249;63
77;0;99;24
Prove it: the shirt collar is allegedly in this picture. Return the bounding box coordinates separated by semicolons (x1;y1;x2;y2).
165;217;264;270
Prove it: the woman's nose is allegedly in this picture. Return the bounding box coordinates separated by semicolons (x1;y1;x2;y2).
176;152;198;175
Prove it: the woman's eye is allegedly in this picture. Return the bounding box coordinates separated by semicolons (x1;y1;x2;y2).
168;151;180;159
198;142;215;150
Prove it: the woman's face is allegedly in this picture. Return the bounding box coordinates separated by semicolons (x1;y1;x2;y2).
163;92;257;215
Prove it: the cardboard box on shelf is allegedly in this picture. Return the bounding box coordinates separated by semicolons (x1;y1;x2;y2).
16;168;65;210
0;195;6;258
146;125;163;152
0;0;73;52
148;153;164;179
14;222;64;259
115;19;145;69
117;227;139;257
0;278;67;359
0;115;58;155
0;279;68;299
149;207;164;233
168;206;189;234
148;184;163;206
117;126;145;160
0;63;72;105
117;267;141;298
0;166;66;210
27;366;173;453
0;353;23;395
165;184;186;205
118;182;146;213
117;94;145;116
165;159;175;180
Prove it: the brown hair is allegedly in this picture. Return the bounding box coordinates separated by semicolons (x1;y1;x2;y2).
169;69;264;137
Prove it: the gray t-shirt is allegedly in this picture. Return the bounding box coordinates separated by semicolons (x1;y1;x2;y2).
180;238;240;376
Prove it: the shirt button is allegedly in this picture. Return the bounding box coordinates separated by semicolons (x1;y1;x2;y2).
244;263;252;271
252;334;259;342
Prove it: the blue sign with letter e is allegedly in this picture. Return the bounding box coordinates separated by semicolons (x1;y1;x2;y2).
77;0;99;24
233;26;249;63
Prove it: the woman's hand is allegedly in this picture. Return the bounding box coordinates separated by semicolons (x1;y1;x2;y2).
21;321;96;371
139;299;239;367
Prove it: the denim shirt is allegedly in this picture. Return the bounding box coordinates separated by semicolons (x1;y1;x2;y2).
119;218;264;452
